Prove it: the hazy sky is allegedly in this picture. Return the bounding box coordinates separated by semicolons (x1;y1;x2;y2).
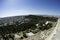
0;0;60;18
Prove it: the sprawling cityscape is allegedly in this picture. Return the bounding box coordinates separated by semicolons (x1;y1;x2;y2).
0;0;60;40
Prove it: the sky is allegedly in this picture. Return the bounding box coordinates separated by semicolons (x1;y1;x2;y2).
0;0;60;18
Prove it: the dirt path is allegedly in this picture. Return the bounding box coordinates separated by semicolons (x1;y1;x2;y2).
45;19;59;40
52;19;60;40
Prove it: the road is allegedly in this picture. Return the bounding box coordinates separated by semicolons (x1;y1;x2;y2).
52;19;60;40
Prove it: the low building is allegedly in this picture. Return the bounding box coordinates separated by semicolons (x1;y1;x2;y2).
45;21;52;25
25;32;35;37
36;24;39;27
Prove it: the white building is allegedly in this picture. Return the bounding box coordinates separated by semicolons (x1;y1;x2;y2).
36;24;39;27
45;21;51;25
26;32;35;37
